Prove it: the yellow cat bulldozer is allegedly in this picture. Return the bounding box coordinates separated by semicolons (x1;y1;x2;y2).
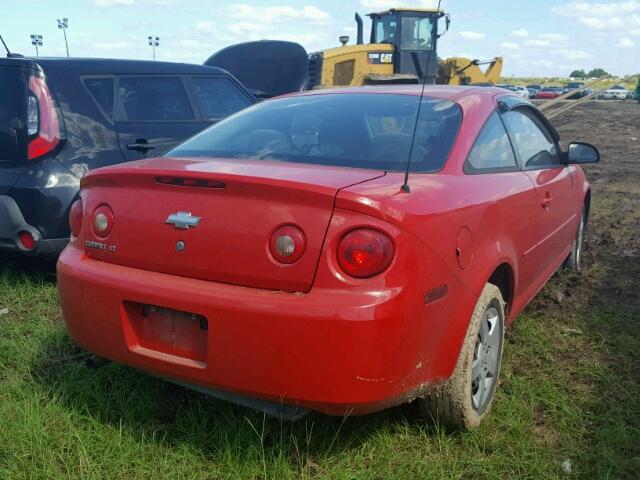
307;8;502;89
204;8;502;98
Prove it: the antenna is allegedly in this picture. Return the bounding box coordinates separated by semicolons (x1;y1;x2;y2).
401;0;444;193
0;34;11;56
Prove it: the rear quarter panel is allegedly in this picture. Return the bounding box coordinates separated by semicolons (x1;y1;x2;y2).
337;92;536;322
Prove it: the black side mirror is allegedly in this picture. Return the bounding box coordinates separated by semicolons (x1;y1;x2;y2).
437;14;450;38
566;142;599;164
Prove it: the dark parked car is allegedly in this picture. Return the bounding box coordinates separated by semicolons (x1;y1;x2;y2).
526;84;542;98
566;82;589;99
0;57;255;256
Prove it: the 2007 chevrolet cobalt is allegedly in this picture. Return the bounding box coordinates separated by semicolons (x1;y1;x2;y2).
57;86;599;428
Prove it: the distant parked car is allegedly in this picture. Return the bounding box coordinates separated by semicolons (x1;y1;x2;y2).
513;86;530;98
566;82;589;99
526;84;542;98
0;57;255;257
601;85;630;100
536;87;562;100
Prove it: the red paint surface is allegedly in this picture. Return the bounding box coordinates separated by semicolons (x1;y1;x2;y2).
57;86;590;415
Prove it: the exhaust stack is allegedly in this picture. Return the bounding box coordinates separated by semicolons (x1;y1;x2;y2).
355;13;364;45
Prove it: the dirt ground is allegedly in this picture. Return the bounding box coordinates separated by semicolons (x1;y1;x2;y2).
531;100;640;316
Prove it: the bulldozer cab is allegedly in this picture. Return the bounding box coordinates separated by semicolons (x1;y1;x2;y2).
368;9;447;81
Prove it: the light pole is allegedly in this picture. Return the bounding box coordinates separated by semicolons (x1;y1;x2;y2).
57;18;69;57
148;36;159;61
30;34;43;57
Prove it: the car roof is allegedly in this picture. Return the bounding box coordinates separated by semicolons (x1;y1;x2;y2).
0;56;229;75
285;84;504;102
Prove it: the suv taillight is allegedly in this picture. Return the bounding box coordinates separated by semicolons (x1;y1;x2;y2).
27;75;62;161
69;199;83;237
337;229;394;278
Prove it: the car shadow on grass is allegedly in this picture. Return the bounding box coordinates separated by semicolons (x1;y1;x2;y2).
29;331;434;465
0;252;57;284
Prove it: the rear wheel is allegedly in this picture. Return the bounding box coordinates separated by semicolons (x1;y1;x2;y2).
564;209;586;272
419;283;505;429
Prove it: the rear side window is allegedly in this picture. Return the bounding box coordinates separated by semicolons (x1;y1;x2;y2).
0;66;25;161
502;108;560;168
465;112;517;172
118;77;194;121
83;77;114;121
191;77;252;121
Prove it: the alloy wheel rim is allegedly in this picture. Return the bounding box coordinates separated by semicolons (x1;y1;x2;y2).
471;304;502;413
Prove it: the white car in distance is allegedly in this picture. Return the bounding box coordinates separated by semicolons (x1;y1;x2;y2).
514;86;530;98
602;85;630;100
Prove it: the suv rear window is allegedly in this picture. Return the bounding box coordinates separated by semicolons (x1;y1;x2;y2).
191;77;252;121
0;66;26;161
118;77;194;121
168;93;462;172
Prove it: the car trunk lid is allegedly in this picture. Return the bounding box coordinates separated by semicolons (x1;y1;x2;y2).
81;157;384;292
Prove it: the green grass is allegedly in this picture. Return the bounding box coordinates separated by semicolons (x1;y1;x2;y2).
0;255;638;478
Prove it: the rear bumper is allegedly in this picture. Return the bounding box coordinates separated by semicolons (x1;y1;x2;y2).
0;194;68;256
58;244;476;416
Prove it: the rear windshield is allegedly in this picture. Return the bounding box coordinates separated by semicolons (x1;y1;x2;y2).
168;93;462;172
0;66;26;161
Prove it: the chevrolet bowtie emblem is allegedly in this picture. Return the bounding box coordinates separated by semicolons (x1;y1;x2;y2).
165;211;201;229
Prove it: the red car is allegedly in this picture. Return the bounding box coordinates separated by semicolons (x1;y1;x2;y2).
57;86;599;428
536;87;563;99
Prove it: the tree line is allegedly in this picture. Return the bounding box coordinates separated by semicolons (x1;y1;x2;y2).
569;68;610;79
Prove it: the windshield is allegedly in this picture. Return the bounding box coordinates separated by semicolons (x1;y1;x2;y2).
168;93;462;173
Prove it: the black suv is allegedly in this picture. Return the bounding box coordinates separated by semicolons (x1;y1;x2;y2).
566;82;588;99
0;57;255;257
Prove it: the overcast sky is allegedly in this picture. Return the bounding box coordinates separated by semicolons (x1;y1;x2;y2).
3;0;639;77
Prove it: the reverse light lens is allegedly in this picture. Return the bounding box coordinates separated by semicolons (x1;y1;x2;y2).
69;199;83;237
92;205;114;238
270;225;305;264
337;228;394;278
26;95;39;136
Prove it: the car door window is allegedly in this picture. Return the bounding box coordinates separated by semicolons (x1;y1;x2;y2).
83;77;114;121
118;77;194;122
190;77;252;122
465;111;517;172
502;107;560;168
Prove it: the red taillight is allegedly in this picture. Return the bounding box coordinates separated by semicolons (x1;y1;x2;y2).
69;199;83;237
92;204;114;238
337;228;394;278
18;231;37;251
27;75;62;161
269;225;306;264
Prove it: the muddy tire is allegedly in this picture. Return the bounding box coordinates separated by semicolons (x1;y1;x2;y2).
419;283;505;429
564;209;586;272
